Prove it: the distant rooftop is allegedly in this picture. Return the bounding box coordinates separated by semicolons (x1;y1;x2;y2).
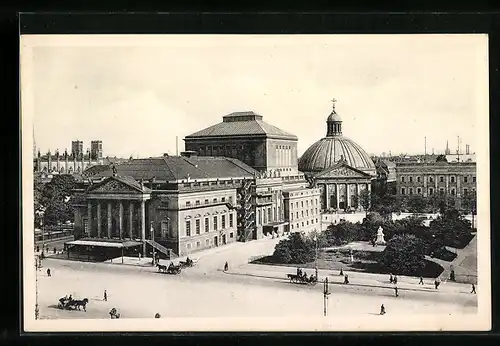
185;111;298;140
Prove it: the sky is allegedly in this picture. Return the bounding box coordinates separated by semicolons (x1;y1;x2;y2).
22;34;488;158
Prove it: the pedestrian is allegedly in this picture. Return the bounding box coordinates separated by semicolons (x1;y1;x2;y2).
394;286;399;297
297;267;300;276
389;273;393;283
380;304;386;315
46;268;51;277
344;274;349;284
393;275;398;285
224;261;229;272
104;289;108;301
339;268;344;276
419;276;424;285
434;280;440;289
36;245;40;253
471;284;476;294
53;247;57;254
450;270;456;282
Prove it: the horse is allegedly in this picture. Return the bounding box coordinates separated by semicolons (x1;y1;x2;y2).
72;298;89;312
157;263;167;272
287;274;300;283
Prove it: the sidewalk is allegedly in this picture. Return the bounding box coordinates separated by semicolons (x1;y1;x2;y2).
227;263;474;295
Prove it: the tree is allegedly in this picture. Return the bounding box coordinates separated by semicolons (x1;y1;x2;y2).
41;174;77;226
359;189;371;215
272;232;315;264
462;191;477;229
407;195;427;214
34;174;45;226
436;154;448;162
378;234;427;275
429;209;473;248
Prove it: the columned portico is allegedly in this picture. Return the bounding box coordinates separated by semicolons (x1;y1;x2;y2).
86;176;152;254
346;183;350;209
336;183;340;210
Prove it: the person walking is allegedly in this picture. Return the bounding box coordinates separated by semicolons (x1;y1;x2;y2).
46;268;51;277
394;286;399;297
224;261;229;272
104;289;108;301
380;304;386;315
389;273;393;284
393;275;398;285
434;279;440;289
471;284;476;294
419;276;424;285
339;268;344;276
344;274;349;284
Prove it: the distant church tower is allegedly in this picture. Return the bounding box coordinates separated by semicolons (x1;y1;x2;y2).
445;140;451;155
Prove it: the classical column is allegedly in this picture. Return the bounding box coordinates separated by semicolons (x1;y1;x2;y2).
457;174;461;198
424;175;428;197
107;201;112;238
87;201;92;237
435;175;438;190
336;184;340;211
356;184;360;211
445;175;449;194
129;202;134;239
141;200;146;254
325;184;330;209
97;202;102;238
119;201;124;239
346;183;350;209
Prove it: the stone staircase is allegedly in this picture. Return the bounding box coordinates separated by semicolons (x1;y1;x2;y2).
144;239;178;259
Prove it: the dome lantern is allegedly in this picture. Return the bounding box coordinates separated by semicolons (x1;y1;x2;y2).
326;98;342;137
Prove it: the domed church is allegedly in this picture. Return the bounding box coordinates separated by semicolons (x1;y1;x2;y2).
299;99;376;212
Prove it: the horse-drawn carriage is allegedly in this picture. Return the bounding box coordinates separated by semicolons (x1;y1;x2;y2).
58;296;89;311
157;262;182;275
179;257;197;268
286;273;318;285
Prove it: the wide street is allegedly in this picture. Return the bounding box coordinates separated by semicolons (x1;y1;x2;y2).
34;236;477;320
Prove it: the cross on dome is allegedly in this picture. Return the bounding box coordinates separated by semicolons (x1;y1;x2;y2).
331;98;337;110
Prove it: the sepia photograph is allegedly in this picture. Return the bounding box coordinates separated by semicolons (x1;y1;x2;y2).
21;34;490;332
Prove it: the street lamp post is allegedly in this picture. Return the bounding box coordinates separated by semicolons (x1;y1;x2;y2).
150;221;155;265
323;277;330;316
313;234;318;279
35;256;39;320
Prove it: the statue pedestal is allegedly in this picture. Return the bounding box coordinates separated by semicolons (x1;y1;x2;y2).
375;226;386;245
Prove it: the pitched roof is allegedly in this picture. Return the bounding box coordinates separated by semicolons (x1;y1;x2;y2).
94;156;257;181
185;111;298;140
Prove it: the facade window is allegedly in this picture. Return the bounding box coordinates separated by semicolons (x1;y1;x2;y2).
473;176;476;183
451;189;456;196
205;199;209;204
229;196;233;204
464;176;468;183
296;202;298;208
409;176;413;183
221;197;226;202
230;232;234;238
417;188;421;194
417;176;421;183
205;218;209;232
307;221;309;225
316;218;318;223
186;201;191;207
197;241;200;248
268;208;272;222
401;176;405;182
186;221;191;237
440;176;444;183
213;198;218;203
306;210;309;217
229;213;233;228
409;188;413;195
296;212;299;218
401;188;406;195
429;176;434;183
296;223;299;229
301;201;304;208
291;224;294;229
302;222;304;227
315;208;318;214
301;211;304;217
440;188;445;195
429;188;434;195
222;215;226;229
464;188;468;196
306;200;309;207
195;200;200;206
451;176;455;183
195;219;200;234
213;216;218;230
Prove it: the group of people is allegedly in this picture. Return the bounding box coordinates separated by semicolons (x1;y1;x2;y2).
296;267;317;282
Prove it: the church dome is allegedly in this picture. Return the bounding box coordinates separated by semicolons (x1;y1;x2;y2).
298;99;376;176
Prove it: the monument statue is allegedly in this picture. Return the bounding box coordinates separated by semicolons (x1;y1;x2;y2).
375;226;386;245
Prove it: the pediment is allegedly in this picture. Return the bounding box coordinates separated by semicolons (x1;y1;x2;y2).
88;178;143;194
315;164;371;179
